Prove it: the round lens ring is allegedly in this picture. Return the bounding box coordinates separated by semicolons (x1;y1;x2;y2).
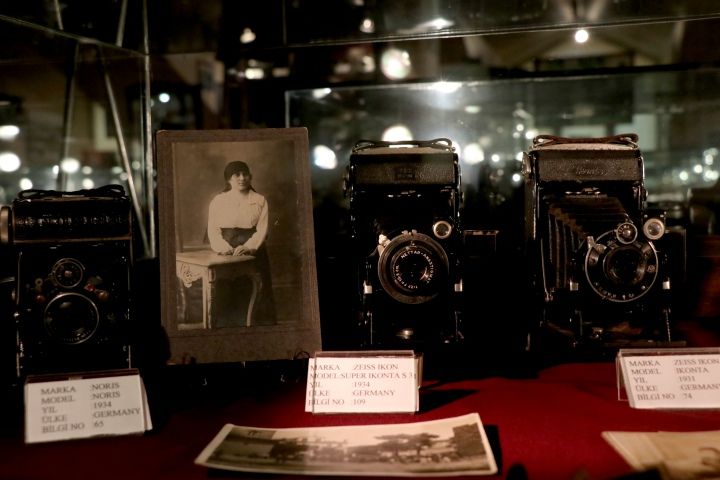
378;231;449;304
603;245;646;286
44;292;99;344
584;229;659;303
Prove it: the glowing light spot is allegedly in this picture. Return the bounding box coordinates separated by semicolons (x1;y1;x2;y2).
575;29;589;44
312;145;337;170
462;143;485;165
19;178;32;190
0;152;20;172
60;157;81;174
0;125;20;141
382;125;413;142
380;48;411;80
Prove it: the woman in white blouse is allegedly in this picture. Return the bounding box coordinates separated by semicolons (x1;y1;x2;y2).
207;160;268;256
207;161;275;326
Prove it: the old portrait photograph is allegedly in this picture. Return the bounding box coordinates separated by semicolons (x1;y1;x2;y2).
156;128;321;364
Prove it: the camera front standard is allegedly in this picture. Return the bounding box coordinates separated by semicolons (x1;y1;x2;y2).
345;138;463;350
0;185;133;377
523;134;683;353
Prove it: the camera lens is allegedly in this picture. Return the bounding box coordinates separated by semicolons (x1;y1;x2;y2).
584;230;659;302
392;247;436;291
44;292;99;344
604;246;644;286
378;231;449;304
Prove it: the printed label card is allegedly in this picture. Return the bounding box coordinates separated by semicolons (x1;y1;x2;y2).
617;348;720;409
24;368;152;443
305;351;421;414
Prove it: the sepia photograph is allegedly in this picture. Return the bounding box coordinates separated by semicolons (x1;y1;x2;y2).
156;128;321;364
195;413;498;476
603;430;720;480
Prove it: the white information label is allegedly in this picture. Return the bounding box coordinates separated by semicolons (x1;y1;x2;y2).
619;351;720;409
24;370;152;443
305;354;420;413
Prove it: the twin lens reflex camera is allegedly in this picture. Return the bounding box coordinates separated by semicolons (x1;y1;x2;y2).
0;185;133;377
523;134;683;353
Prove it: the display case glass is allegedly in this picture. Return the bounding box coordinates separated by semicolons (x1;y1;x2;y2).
289;67;720;231
0;6;152;256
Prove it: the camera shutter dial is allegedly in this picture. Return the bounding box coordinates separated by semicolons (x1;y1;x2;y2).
378;230;449;304
615;222;638;245
50;258;85;289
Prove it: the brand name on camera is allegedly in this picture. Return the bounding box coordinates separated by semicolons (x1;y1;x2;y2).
574;166;608;177
394;166;416;181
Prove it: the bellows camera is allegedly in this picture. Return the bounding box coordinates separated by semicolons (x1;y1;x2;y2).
523;134;682;352
1;185;133;377
345;138;463;350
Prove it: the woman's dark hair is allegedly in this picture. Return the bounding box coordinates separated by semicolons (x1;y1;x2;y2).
222;161;254;192
224;161;251;181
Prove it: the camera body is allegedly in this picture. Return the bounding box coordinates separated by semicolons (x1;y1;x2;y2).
523;134;679;351
345;139;463;350
1;185;133;377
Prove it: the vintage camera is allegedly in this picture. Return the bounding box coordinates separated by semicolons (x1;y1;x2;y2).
0;185;133;377
345;138;464;350
523;134;682;353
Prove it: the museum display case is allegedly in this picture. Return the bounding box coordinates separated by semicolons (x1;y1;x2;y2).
0;1;154;259
2;1;720;478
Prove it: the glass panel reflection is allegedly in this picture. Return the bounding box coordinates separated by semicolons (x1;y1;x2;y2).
288;68;720;236
284;0;720;46
0;17;148;250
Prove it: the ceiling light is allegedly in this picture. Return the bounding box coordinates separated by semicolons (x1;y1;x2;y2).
574;29;589;44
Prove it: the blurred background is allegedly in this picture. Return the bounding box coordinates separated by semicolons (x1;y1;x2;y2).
3;0;720;349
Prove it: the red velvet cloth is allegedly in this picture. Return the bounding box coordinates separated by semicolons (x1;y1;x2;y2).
1;362;719;480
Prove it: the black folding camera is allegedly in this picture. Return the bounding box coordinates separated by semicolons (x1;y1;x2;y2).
1;185;133;377
345;138;464;350
523;134;682;353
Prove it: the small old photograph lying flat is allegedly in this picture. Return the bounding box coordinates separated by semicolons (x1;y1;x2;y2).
195;413;497;477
